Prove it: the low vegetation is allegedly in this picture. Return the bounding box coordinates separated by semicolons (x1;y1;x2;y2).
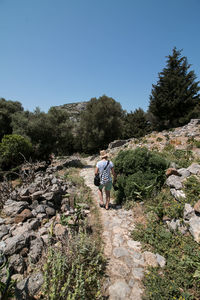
41;167;106;300
42;232;106;300
131;170;200;299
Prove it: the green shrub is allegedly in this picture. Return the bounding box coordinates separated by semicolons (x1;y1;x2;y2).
113;148;169;204
0;134;32;170
147;189;187;221
161;146;194;168
184;175;200;205
194;140;200;148
131;174;200;299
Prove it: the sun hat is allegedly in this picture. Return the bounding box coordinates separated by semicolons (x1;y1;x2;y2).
100;150;109;159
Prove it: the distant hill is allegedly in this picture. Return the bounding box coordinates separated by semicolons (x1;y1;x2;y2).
53;101;88;122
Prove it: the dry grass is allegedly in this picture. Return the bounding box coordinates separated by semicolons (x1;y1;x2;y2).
132;202;147;227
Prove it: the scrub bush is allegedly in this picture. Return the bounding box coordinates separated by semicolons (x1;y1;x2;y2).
114;147;169;204
0;134;32;170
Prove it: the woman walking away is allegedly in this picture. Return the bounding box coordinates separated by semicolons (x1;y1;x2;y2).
95;150;116;210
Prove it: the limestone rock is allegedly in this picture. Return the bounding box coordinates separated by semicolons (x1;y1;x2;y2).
113;247;129;258
0;225;9;239
189;216;200;243
132;267;144;280
29;238;44;263
143;251;158;267
15;272;44;299
4;234;30;255
166;175;182;189
14;209;33;224
156;253;166;268
187;163;200;175
54;224;68;237
170;188;186;200
108;139;128;149
9;254;26;274
194;200;200;213
3;200;29;217
109;280;131;300
166;168;180;177
184;203;195;221
177;168;191;179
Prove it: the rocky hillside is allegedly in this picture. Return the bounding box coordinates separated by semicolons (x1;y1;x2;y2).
53;101;88;122
107;118;200;158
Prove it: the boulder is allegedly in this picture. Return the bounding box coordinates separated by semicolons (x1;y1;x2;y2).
31;190;45;201
14;209;33;224
184;203;195;221
187;163;200;175
19;188;30;197
43;192;55;201
15;272;44;299
11;222;34;236
3;200;29;217
108;280;131;299
35;205;46;214
108;140;128;149
189;216;200;243
29;237;44;263
0;225;9;239
143;251;158;267
54;224;68;238
3;234;30;255
194;200;200;213
156;253;166;268
0;217;5;225
166;175;182;190
170;188;186;200
45;206;56;216
166;168;180;177
177;168;191;179
9;254;26;274
166;219;180;231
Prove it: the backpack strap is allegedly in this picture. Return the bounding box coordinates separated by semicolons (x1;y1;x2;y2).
104;160;110;170
100;160;110;181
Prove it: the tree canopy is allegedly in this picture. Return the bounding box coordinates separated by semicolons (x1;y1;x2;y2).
148;48;200;131
77;95;124;153
0;98;23;141
12;107;74;160
122;108;150;139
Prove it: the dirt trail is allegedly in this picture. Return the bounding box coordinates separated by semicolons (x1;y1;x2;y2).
80;158;144;300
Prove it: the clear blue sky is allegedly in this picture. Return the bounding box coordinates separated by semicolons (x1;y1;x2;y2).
0;0;200;113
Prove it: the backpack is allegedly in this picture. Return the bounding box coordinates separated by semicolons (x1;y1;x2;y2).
100;161;110;185
94;173;100;186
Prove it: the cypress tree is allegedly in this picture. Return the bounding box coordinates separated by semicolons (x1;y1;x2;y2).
148;47;200;131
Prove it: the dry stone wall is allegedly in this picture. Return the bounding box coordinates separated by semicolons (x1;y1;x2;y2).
0;156;89;299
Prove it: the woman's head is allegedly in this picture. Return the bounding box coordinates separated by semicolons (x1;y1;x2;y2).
100;150;108;159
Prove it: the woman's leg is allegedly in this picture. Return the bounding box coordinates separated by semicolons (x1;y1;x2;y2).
105;182;112;209
98;188;104;205
105;189;110;209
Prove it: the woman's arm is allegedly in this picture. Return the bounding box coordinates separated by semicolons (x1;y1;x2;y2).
95;167;99;175
111;167;117;182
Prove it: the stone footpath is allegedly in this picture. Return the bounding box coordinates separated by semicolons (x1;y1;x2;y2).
80;159;165;300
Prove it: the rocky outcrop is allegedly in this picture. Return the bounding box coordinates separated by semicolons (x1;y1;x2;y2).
53;101;88;122
165;163;200;242
106;119;200;158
